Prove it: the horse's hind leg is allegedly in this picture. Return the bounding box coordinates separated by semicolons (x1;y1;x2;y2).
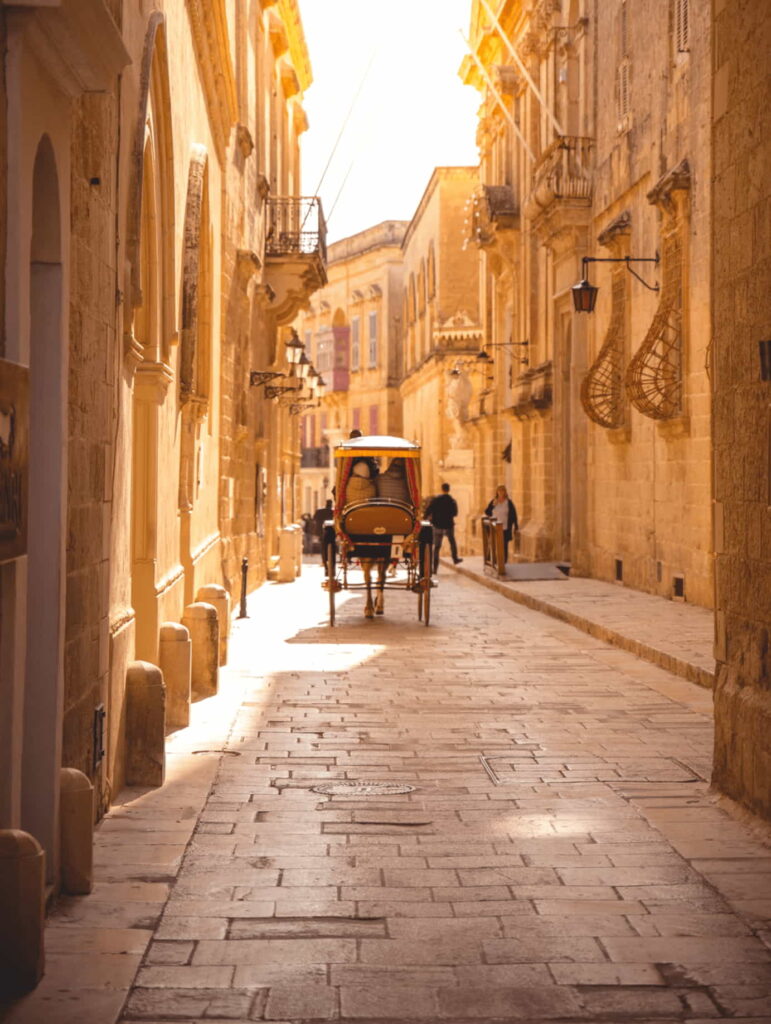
375;561;385;615
363;562;375;618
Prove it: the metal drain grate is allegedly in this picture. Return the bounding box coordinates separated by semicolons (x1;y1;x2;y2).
191;749;241;756
480;754;699;786
311;781;417;796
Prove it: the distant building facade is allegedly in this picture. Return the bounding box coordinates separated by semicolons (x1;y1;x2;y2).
400;167;482;540
295;220;407;514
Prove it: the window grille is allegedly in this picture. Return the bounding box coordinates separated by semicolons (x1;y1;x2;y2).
675;0;689;52
625;230;683;420
581;271;627;429
368;311;378;367
351;317;360;371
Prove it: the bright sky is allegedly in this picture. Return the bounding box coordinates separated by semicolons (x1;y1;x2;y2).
297;0;480;244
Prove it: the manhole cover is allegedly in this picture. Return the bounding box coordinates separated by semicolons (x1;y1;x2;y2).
311;781;416;796
191;749;241;756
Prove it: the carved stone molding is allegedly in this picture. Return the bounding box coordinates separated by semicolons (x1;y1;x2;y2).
134;360;174;405
236;249;262;285
647;159;691;221
597;210;632;253
236;124;254;158
185;0;238;159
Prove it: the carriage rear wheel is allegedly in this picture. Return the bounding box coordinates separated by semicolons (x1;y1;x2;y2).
324;533;336;626
420;542;432;626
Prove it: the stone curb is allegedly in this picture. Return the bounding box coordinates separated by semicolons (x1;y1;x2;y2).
445;560;715;691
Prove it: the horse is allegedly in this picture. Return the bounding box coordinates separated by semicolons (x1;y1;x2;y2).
361;556;388;618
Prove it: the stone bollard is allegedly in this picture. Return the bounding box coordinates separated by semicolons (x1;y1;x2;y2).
125;661;166;787
278;526;299;582
293;523;303;578
196;584;230;666
182;602;219;700
59;768;94;895
0;830;45;994
158;622;192;730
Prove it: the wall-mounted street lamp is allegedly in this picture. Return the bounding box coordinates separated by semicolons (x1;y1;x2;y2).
572;254;660;313
249;329;307;388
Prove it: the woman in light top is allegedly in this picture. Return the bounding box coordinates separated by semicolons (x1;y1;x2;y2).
485;485;519;563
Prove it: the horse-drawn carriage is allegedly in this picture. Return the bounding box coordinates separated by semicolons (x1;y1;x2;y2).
321;435;434;625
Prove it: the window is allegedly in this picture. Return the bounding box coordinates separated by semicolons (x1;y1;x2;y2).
368;311;378;367
369;405;378;436
352;407;361;431
304;329;312;363
351;317;360;371
674;0;689;53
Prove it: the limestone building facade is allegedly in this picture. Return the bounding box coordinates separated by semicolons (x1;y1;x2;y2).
399;167;484;540
294;220;407;515
461;0;713;606
710;0;771;819
0;0;323;942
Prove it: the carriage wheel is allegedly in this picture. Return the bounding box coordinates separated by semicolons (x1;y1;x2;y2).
421;543;432;626
324;536;336;626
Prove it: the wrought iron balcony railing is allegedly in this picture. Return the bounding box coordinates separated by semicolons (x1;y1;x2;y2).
265;196;327;263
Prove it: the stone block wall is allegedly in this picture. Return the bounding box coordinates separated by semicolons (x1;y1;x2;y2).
711;0;771;819
65;91;119;799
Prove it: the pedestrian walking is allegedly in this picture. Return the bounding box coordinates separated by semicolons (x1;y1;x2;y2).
313;499;333;562
427;482;463;572
485;485;519;563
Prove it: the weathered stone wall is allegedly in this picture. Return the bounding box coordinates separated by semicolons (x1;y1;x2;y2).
711;0;771;819
584;0;713;608
65;91;119;794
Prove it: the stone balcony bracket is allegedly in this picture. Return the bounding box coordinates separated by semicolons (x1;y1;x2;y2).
524;135;594;223
263;196;327;325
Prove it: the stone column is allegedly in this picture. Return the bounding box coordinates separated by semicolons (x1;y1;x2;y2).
0;830;45;993
196;584;229;666
158;622;192;729
125;661;166;787
59;768;93;895
182;603;219;699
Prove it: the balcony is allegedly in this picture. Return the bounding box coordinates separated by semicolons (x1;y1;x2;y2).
524;136;593;243
301;445;330;469
264;196;327;324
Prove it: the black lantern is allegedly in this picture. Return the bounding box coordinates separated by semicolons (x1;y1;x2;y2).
572;277;599;313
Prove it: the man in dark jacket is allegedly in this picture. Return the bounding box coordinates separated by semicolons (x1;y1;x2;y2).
426;482;463;572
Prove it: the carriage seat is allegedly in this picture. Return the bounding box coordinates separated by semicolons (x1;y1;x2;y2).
341;499;415;538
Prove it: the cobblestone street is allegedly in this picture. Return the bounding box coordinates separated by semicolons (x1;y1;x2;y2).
4;566;771;1024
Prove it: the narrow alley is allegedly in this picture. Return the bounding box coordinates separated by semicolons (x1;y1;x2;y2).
6;566;770;1024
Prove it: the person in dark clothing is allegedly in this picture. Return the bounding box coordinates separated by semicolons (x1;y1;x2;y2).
426;482;463;572
485;485;519;563
313;499;334;563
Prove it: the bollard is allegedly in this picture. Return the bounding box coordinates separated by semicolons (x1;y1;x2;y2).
59;768;94;895
196;584;230;665
238;556;248;618
158;622;192;730
278;526;298;582
125;661;166;787
0;830;45;994
182;602;219;700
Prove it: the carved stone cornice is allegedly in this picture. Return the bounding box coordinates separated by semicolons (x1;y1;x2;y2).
236;124;254;158
647;159;691;220
597;210;632;255
495;65;525;97
185;0;238;160
134;360;174;404
236;249;262;285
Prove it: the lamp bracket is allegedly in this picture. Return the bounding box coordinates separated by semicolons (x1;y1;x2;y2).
582;254;660;292
250;370;285;387
265;384;302;400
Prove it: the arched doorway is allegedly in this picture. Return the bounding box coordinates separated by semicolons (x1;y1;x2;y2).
21;135;66;880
